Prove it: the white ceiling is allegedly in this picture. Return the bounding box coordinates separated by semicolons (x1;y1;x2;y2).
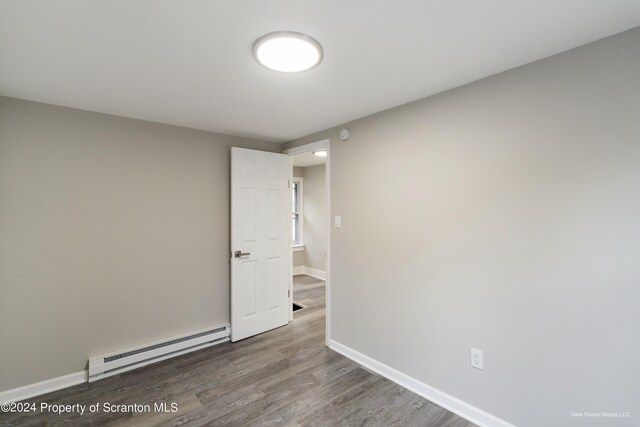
1;1;639;143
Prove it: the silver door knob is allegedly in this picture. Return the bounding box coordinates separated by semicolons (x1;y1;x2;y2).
234;250;250;258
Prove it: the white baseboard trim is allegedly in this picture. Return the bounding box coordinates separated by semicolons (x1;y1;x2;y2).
304;267;326;280
328;340;515;427
0;371;88;403
293;265;326;280
1;324;231;403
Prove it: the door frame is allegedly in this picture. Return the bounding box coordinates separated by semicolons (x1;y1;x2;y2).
282;139;331;346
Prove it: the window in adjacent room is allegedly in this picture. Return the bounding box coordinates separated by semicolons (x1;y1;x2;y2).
292;177;303;248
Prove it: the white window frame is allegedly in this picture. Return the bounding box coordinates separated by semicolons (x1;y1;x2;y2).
292;177;304;251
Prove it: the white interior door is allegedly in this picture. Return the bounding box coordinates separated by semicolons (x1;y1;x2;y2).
231;147;291;342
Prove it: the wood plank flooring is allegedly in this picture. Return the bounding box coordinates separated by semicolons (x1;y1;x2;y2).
0;275;475;426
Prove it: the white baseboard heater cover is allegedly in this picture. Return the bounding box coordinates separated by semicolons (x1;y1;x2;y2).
88;324;230;382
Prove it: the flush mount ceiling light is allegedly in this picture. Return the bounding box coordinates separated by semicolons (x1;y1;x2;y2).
253;31;323;73
313;150;327;157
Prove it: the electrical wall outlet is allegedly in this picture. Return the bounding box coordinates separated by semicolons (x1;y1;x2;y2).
470;348;483;370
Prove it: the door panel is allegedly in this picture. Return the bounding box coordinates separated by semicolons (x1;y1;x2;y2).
241;260;258;318
231;147;290;342
265;189;280;240
242;188;257;242
266;257;280;311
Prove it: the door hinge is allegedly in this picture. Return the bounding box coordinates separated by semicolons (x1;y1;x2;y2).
288;289;290;298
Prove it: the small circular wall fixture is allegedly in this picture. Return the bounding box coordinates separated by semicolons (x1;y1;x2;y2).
339;128;350;141
253;31;323;73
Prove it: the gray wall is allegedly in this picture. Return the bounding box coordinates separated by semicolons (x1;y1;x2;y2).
0;97;280;391
285;28;640;427
301;164;326;272
291;165;326;272
292;167;304;178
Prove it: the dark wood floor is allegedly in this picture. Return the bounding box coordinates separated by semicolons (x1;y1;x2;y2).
1;275;474;426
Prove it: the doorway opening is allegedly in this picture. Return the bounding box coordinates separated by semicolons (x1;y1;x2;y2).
283;140;330;345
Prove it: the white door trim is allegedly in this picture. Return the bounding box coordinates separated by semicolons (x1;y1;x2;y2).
283;139;331;345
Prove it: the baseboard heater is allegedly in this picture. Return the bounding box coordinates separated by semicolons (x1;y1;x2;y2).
88;324;230;382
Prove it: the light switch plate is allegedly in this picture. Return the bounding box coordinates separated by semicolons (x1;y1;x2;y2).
335;215;341;228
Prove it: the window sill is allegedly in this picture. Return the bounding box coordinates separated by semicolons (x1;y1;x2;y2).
293;244;305;252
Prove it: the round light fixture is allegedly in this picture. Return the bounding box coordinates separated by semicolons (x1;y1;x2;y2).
313;150;327;157
253;31;323;73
